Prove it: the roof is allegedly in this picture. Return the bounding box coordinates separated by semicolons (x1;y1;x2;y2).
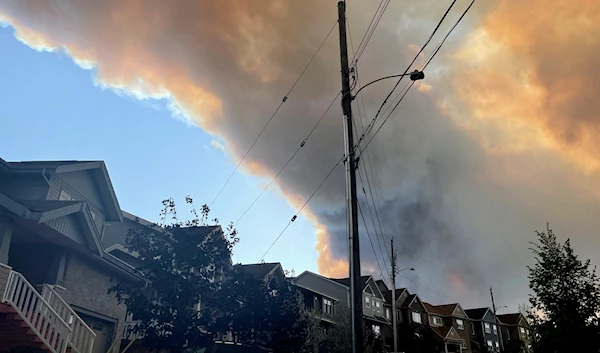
330;275;370;289
238;263;282;280
430;326;463;343
497;313;522;325
465;308;491;320
375;279;388;293
382;288;407;304
424;303;461;316
2;159;122;222
402;294;418;307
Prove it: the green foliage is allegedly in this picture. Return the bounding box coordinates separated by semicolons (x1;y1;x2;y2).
528;224;600;353
214;267;310;353
109;197;238;353
326;308;352;353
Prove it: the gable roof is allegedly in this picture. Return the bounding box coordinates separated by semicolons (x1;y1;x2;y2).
402;293;426;309
365;276;386;300
465;307;492;320
375;279;388;293
498;313;525;326
4;159;122;222
330;275;370;290
382;288;408;304
424;303;466;317
238;263;283;280
431;326;463;342
295;270;350;290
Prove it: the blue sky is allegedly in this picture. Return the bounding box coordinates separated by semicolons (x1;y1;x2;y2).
0;26;318;274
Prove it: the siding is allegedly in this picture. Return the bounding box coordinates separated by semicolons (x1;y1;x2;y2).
56;253;128;353
0;174;49;201
48;171;106;234
45;215;86;244
295;273;349;308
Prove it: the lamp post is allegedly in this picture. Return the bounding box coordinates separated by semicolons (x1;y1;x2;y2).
391;239;415;353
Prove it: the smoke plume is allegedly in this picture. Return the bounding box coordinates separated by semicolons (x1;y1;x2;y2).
2;0;600;307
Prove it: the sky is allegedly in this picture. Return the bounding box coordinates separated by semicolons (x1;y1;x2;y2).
1;0;600;311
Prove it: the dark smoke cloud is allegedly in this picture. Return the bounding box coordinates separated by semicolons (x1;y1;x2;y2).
3;0;600;308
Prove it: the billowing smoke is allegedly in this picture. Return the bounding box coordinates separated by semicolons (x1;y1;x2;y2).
2;0;600;308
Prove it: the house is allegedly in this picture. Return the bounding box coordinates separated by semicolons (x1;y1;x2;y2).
237;262;286;284
0;159;144;353
292;271;349;326
374;280;394;348
424;302;472;352
465;308;502;353
330;275;391;342
497;313;532;353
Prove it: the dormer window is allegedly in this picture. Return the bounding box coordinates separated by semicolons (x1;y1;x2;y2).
365;296;371;308
457;319;464;330
433;316;443;326
412;312;422;324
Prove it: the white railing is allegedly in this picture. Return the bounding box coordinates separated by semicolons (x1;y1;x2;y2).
1;271;72;353
41;284;96;353
122;320;145;340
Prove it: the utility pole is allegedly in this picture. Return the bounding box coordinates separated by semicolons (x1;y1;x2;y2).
390;238;398;353
490;287;504;352
338;2;364;353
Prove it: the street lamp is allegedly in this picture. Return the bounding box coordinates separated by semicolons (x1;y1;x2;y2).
350;70;425;100
392;267;415;353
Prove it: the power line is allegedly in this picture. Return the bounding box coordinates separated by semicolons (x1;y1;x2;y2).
351;0;459;154
357;200;390;282
234;92;341;227
356;0;475;158
209;20;338;208
350;0;392;65
258;154;345;262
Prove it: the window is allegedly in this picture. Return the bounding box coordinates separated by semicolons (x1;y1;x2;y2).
432;316;443;326
495;341;500;351
59;190;73;201
412;311;422;324
365;296;371;308
486;340;493;350
461;340;467;349
385;308;390;320
372;325;381;336
519;327;526;337
323;298;333;315
493;324;498;335
456;319;464;330
485;322;491;333
375;300;381;313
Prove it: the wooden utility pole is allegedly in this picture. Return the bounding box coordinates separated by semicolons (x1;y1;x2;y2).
390;238;398;353
490;287;503;352
337;2;364;353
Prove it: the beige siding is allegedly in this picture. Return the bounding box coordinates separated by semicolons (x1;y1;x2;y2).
48;172;106;234
45;215;86;244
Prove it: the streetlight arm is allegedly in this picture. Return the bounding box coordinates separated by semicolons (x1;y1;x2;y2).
350;71;424;99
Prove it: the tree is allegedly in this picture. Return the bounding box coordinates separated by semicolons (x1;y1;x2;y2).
110;197;239;353
528;224;600;353
325;308;351;353
397;323;437;353
215;266;311;353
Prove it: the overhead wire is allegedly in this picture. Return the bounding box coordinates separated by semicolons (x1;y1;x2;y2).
351;0;459;154
357;200;391;282
208;20;338;208
347;15;391;266
258;154;346;262
351;0;392;65
234;92;341;227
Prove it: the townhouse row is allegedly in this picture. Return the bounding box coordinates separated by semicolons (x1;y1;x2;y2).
293;270;532;353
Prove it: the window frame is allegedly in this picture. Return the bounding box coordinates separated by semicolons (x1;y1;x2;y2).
484;322;491;334
456;319;464;330
432;316;443;326
385;308;390;320
375;300;381;313
495;341;500;352
365;296;371;308
411;311;422;324
487;340;493;350
493;324;498;335
323;298;333;315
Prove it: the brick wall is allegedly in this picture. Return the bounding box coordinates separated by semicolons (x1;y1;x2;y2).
57;253;128;353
